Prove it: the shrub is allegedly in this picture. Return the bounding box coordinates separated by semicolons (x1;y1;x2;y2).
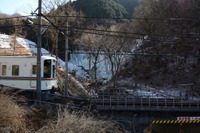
36;108;126;133
0;94;28;133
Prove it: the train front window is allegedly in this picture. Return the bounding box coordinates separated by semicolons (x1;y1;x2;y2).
44;60;51;78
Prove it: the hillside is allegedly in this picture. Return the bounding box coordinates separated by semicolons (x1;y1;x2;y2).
73;0;129;18
113;0;138;16
120;0;200;89
71;0;139;26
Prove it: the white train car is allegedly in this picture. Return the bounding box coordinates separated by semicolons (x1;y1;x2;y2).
0;55;57;91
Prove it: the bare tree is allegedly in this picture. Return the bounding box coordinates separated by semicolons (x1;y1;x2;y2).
100;25;128;89
124;0;200;87
11;14;28;55
132;0;180;68
0;13;14;34
42;0;83;59
42;0;67;58
75;26;105;81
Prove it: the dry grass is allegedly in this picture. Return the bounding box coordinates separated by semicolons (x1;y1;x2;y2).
26;106;55;133
0;94;29;133
57;68;89;97
36;108;126;133
0;90;126;133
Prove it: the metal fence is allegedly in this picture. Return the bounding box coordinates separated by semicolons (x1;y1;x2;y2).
91;95;200;111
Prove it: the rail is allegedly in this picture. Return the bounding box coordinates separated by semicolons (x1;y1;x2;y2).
91;95;200;111
12;87;200;112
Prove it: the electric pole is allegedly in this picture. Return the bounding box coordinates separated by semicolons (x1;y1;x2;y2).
64;21;69;97
37;0;42;101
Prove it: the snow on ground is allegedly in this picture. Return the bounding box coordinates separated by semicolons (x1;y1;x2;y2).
58;58;88;80
126;87;184;98
100;77;197;100
69;52;112;81
69;51;131;83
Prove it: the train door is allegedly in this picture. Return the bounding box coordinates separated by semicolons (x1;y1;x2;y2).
0;63;7;87
30;63;37;88
0;63;7;76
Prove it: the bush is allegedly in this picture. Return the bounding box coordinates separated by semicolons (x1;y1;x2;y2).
36;108;126;133
0;94;28;133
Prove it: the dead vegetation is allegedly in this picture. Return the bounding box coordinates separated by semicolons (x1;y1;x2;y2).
0;89;126;133
57;67;89;97
0;94;28;133
36;108;125;133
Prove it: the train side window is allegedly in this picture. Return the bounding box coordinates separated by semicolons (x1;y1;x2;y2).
32;65;37;75
12;65;19;76
2;65;7;75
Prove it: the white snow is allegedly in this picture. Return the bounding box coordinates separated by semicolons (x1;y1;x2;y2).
69;53;112;80
126;87;182;98
0;34;13;48
69;51;131;83
58;58;88;80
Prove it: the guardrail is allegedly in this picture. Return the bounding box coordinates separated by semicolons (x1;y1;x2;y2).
91;95;200;111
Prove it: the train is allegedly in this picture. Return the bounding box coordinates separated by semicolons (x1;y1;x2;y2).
0;55;58;91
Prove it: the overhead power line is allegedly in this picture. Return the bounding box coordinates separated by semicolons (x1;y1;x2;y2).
44;15;200;21
1;23;200;41
0;22;200;41
0;14;199;23
1;46;195;57
54;49;198;57
1;13;200;41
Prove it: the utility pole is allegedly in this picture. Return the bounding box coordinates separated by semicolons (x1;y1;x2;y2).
64;21;69;97
37;0;42;101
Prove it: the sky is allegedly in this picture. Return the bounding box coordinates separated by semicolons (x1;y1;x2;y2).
0;0;75;16
0;0;37;15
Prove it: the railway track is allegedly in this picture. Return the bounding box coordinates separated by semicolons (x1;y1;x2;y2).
91;96;200;111
14;89;93;111
2;86;200;111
